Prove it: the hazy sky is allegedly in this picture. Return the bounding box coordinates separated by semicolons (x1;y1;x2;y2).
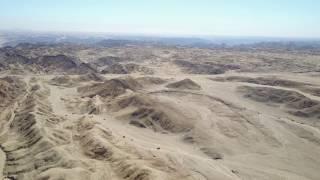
0;0;319;37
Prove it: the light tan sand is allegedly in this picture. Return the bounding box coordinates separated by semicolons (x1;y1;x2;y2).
1;46;320;179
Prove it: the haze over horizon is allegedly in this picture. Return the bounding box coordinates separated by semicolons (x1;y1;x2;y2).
0;0;319;38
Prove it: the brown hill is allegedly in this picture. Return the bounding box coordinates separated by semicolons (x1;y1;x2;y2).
238;86;320;120
113;94;194;132
78;77;142;98
166;79;201;90
76;72;105;82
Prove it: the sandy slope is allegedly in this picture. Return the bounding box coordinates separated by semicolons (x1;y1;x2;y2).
1;71;320;179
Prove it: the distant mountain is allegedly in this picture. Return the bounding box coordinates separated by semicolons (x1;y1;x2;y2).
1;31;320;51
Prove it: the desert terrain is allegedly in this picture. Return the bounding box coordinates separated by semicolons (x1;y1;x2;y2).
0;41;320;180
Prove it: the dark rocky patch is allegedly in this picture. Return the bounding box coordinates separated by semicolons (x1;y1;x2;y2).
166;79;201;90
92;56;122;66
101;63;153;74
174;60;238;74
78;77;142;98
238;86;320;120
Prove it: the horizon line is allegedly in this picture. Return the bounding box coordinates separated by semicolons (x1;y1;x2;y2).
1;28;320;41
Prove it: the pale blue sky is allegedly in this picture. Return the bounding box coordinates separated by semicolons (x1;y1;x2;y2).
0;0;319;37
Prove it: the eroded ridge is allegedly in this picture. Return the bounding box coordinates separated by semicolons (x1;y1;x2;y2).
0;82;75;179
